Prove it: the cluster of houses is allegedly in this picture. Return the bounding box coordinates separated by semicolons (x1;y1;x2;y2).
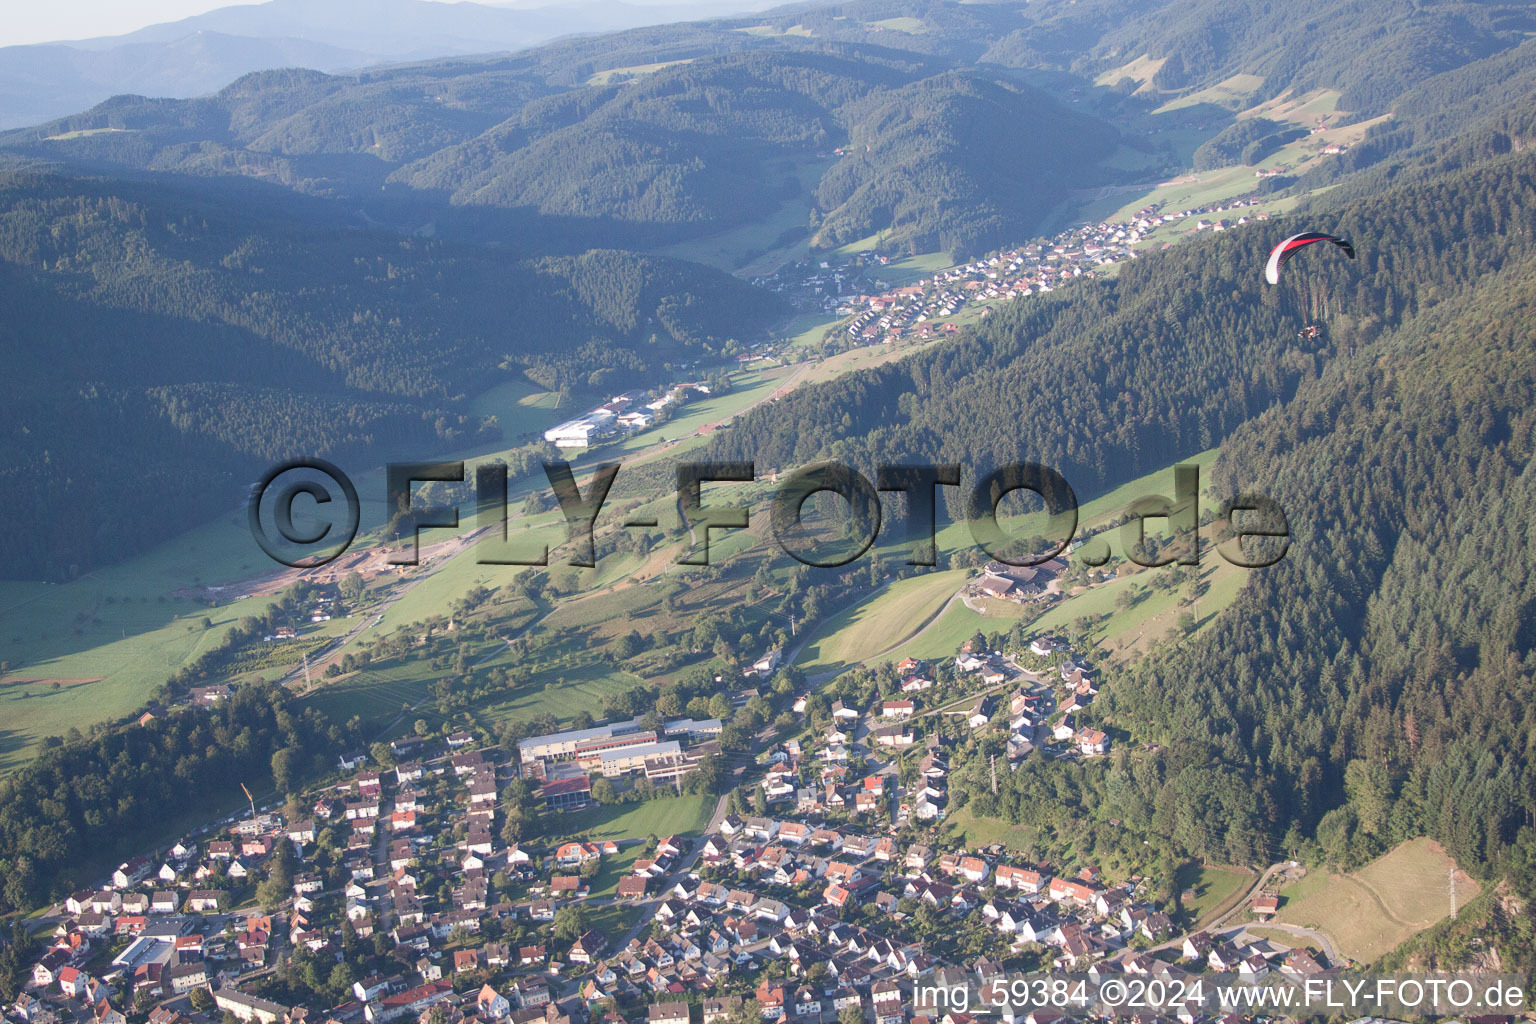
19;831;280;1024
818;194;1290;351
10;625;1331;1024
760;722;950;827
1013;637;1106;762
575;818;1337;1022
749;255;863;317
770;627;1109;839
827;220;1151;347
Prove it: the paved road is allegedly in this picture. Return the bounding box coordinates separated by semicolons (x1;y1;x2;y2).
1241;920;1340;964
276;525;495;690
1146;861;1341;966
599;792;732;958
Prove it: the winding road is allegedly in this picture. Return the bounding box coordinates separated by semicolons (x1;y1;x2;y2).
1147;861;1342;966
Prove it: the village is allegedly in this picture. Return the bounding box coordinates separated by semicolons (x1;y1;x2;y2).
9;614;1340;1024
749;192;1280;354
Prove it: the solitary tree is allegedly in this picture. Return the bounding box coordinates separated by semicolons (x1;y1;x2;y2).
553;904;588;942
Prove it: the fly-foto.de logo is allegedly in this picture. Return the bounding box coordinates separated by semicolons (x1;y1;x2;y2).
247;459;1289;571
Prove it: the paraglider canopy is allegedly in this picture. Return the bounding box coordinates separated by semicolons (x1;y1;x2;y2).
1265;231;1356;284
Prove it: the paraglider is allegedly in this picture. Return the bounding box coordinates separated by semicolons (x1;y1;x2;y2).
1264;231;1356;284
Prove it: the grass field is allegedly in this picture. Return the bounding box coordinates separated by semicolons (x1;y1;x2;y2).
870;251;952;288
784;312;841;351
813;449;1244;668
1178;862;1255;926
586;58;694;86
1026;557;1248;662
793;339;937;389
1243;86;1341;124
868;16;925;32
946;802;1039;853
0;361;634;771
468;379;563;441
878;595;1027;665
1094;54;1167;94
732;23;813;38
44;127;135;141
833;230;898;255
1081;87;1378;232
795;569;967;674
0;583;276;772
659;155;833;274
585;901;643;938
539;794;714;844
1274;838;1478;964
1154;73;1266;114
303;656;451;731
475;661;646;730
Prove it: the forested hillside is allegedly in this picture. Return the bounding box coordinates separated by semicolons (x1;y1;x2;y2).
0;44;1122;256
1106;159;1536;875
708;142;1536;970
1089;0;1536;114
6;0;1532;257
0;168;781;578
0;682;353;911
710;146;1536;499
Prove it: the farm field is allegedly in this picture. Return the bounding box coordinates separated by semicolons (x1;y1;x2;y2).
877;595;1028;666
793;338;938;388
1088;88;1383;230
0;583;275;773
0;357;790;773
867;15;924;33
732;23;813;38
1273;838;1477;964
918;447;1222;561
0;305;1230;777
826;449;1238;668
302;656;455;733
585;58;694;86
474;661;648;731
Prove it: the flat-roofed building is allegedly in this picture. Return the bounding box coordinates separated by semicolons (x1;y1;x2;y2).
592;740;682;777
518;719;645;763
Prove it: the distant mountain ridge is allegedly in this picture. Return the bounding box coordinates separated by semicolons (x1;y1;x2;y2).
0;39;1126;257
0;0;781;129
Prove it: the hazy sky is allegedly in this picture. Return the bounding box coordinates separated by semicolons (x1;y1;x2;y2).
0;0;703;47
3;0;256;46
